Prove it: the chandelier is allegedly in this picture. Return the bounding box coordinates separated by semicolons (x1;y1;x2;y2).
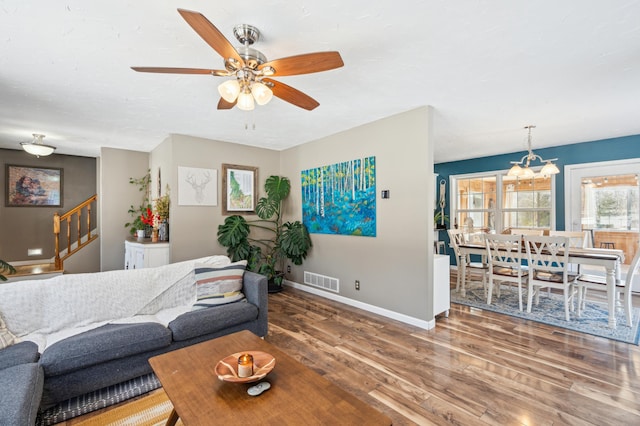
507;126;559;178
20;134;56;157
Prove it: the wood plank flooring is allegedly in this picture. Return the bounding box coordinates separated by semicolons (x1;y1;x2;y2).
60;276;640;425
266;286;640;425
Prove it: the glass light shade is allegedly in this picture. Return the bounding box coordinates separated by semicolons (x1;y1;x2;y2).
251;82;273;105
507;164;523;176
218;80;241;103
540;162;560;176
237;91;255;111
21;142;56;157
520;167;535;178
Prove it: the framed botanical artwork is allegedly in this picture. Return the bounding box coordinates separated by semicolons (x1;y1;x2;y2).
5;164;63;207
222;164;258;214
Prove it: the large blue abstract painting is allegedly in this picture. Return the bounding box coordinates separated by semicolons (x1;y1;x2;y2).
301;156;376;237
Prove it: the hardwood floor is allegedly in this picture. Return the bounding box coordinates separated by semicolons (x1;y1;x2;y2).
266;286;640;425
59;277;640;425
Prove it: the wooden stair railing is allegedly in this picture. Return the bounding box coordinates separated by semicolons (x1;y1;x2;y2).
54;195;98;270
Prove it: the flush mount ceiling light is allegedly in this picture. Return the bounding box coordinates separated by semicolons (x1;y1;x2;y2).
20;134;56;157
507;126;559;178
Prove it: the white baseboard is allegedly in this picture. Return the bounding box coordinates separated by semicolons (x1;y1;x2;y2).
283;280;435;330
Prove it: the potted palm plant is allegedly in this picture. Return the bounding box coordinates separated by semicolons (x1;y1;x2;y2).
217;175;312;293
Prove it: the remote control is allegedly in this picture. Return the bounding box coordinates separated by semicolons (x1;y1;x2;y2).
247;381;271;396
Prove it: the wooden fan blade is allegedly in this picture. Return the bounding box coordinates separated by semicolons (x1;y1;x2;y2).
217;98;236;110
259;52;343;76
177;9;244;66
131;67;229;76
263;78;319;111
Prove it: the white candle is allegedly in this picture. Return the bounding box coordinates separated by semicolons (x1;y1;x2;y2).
237;353;254;378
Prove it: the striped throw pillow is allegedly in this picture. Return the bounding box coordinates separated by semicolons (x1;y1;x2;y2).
193;260;247;310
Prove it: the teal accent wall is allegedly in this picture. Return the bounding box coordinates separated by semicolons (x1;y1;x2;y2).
434;134;640;263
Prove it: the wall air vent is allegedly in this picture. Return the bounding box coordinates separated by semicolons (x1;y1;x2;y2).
304;271;339;293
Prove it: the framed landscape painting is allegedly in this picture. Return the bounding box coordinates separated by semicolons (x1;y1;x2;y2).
222;164;258;214
5;164;63;207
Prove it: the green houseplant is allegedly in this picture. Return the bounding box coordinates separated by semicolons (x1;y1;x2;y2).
217;175;312;292
0;259;16;281
124;170;152;236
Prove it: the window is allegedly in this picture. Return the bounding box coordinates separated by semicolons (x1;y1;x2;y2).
581;174;639;231
451;170;555;234
502;174;552;229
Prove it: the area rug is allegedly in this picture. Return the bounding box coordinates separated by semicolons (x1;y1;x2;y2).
74;389;181;426
36;373;162;425
451;286;640;345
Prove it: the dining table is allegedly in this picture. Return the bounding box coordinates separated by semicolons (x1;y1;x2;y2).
457;242;625;328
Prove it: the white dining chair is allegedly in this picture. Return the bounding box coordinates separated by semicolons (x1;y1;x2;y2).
510;228;544;236
548;230;588;248
484;233;528;311
576;250;639;327
549;231;588;275
448;229;488;296
524;235;579;321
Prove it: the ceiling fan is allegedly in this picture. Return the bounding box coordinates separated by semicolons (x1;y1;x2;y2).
131;9;344;111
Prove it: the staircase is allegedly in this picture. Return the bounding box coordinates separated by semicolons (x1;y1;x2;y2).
54;195;99;270
5;195;98;281
6;263;63;282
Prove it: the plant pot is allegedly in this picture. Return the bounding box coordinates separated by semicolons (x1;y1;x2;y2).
267;272;286;294
136;230;145;240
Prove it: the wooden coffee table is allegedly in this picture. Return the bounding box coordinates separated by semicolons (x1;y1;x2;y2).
149;330;391;425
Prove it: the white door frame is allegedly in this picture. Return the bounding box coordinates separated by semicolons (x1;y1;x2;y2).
564;158;640;232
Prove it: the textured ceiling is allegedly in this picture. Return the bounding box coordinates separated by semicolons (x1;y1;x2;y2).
1;1;639;162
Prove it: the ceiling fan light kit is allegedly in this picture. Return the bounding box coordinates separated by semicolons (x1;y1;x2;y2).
20;134;56;157
218;79;241;103
131;9;343;111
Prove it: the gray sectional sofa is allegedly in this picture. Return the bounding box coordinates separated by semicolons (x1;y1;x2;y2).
0;262;268;425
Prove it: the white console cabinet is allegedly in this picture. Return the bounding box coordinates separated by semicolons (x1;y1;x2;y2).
433;254;451;317
124;239;170;269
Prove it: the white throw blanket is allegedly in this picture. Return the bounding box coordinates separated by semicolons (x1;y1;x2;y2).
0;255;230;351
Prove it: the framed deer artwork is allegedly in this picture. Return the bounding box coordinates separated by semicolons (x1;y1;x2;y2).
177;166;218;206
222;163;258;215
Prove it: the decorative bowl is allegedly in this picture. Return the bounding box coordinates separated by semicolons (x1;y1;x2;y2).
215;351;276;383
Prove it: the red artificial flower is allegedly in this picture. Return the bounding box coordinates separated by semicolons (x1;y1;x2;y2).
140;207;159;228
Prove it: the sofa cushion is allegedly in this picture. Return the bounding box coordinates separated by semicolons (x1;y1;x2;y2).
169;302;258;341
0;316;18;350
0;341;39;371
193;260;247;309
40;323;172;376
0;363;44;426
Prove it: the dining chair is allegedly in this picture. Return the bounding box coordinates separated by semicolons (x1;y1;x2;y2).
548;230;588;248
549;230;588;275
510;228;544;236
523;235;579;321
576;249;639;327
484;233;528;311
448;229;489;296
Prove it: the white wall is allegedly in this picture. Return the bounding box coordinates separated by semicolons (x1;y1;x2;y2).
280;107;435;321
